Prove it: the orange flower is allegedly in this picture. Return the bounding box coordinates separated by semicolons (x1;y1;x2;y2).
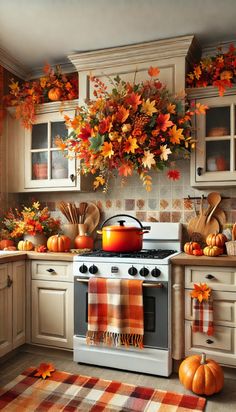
34;363;55;379
148;66;160;77
190;283;211;302
123;136;139;154
156;113;173;132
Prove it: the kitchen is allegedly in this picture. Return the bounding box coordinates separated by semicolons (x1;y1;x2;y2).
0;1;236;410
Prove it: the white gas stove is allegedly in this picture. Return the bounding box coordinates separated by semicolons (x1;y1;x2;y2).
73;222;182;376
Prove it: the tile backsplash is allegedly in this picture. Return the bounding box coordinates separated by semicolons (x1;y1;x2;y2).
16;159;236;232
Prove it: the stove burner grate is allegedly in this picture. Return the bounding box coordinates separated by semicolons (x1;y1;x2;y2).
76;249;177;259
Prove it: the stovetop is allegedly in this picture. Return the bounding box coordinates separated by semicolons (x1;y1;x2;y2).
74;249;177;259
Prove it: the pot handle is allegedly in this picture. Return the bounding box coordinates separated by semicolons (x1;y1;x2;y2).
100;214;151;230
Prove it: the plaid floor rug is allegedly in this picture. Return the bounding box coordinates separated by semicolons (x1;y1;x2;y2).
0;367;206;411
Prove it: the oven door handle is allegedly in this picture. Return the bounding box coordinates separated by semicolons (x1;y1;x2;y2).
76;278;164;288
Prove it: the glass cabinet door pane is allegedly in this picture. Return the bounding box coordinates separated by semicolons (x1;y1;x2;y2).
206;140;230;172
51;121;68;147
32;152;48;180
206;107;230;137
32;123;48;149
51;150;68;179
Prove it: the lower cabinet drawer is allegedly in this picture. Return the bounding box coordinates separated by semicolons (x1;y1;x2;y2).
31;261;73;281
185;320;236;366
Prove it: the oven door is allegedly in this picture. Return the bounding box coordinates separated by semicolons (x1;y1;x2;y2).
74;277;168;349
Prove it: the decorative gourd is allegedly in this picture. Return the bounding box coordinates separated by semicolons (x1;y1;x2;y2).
184;242;201;255
192;248;203;256
18;240;34;251
74;234;94;250
0;239;15;250
203;245;223;257
48;87;61;101
47;234;71;252
179;353;224;395
206;233;227;247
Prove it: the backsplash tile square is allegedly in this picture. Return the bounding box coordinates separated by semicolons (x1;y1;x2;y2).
125;199;135;210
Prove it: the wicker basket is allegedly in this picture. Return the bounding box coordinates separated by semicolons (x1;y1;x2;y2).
225;241;236;256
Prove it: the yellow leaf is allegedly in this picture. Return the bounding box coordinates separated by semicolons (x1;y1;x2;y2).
101;142;114;158
169;125;184;145
93;176;105;189
123;136;139;154
142;150;156;169
141;99;158;116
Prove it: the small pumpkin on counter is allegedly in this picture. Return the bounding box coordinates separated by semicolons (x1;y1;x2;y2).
192;248;203;256
0;239;15;250
203;245;223;257
206;233;228;247
74;234;94;250
18;240;34;251
184;242;201;255
47;234;71;252
179;352;224;395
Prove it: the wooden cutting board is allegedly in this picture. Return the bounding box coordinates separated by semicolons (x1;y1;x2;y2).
212;207;226;228
187;214;220;241
83;203;100;235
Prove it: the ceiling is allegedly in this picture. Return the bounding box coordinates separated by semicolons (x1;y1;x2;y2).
1;0;236;76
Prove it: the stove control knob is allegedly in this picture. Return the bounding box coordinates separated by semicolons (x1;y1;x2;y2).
140;267;149;277
79;264;88;274
151;267;161;277
128;266;138;276
89;264;98;275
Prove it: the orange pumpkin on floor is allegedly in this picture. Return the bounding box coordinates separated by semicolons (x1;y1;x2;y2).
47;234;71;252
179;353;224;395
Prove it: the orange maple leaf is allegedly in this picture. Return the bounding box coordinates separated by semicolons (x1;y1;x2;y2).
156;113;173;132
118;162;133;177
195;103;208;115
167;103;176;114
141;99;158;116
116;106;130;123
101;141;114;158
34;363;55;379
169;125;184;144
220;70;233;81
194;65;202;80
125;92;142;111
190;283;211;302
93;176;106;189
148;66;160;77
123;136;139;154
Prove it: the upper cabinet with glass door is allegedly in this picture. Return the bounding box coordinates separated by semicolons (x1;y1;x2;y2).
24;102;92;192
187;86;236;187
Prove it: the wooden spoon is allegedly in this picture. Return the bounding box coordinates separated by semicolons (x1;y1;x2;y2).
79;202;88;224
206;192;221;223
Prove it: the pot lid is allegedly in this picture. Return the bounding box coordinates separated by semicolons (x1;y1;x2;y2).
102;225;142;232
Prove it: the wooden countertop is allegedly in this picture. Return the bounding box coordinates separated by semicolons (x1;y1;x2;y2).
171;252;236;266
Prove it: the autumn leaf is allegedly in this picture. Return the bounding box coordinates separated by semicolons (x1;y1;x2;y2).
118;162;133;177
167;103;176;114
220;70;233;81
34;363;55;379
156;113;173;132
101;141;114;158
169;125;184;144
148;66;160;77
116;106;130;123
123;136;139;154
167;169;180;180
125;92;142;111
54;136;67;151
160;144;172;161
89;134;104;152
9;80;20;95
142;150;156;169
98;117;111;134
93;176;105;189
195;103;208;115
141;99;158;116
190;283;212;302
193;65;202;80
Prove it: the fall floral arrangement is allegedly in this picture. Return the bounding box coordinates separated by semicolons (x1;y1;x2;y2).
4;64;78;129
0;201;61;239
56;67;206;192
190;283;212;302
186;43;236;96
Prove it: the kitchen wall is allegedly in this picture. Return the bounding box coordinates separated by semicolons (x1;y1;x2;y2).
18;157;236;234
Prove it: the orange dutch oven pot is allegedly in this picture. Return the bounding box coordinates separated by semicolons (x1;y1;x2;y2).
97;214;150;252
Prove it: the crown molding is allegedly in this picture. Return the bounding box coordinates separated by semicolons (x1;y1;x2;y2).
28;60;76;79
186;84;236;99
68;35;200;72
0;47;28;79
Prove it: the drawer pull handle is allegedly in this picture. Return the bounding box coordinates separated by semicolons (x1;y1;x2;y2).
206;339;214;344
47;268;56;274
205;274;215;279
7;275;13;288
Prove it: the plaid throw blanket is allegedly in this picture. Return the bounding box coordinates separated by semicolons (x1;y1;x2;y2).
86;277;144;348
192;298;214;336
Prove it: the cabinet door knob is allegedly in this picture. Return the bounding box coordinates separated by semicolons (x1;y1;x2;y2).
46;268;56;274
7;275;13;287
206;339;214;344
205;274;215;279
197;167;203;176
70;174;76;182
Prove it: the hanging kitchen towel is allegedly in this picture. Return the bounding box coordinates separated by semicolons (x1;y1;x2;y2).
86;277;144;348
192;298;214;336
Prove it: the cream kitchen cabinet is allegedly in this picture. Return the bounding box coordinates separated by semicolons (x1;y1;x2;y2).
187;85;236;187
184;265;236;366
0;261;26;357
7;101;92;192
31;260;73;349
